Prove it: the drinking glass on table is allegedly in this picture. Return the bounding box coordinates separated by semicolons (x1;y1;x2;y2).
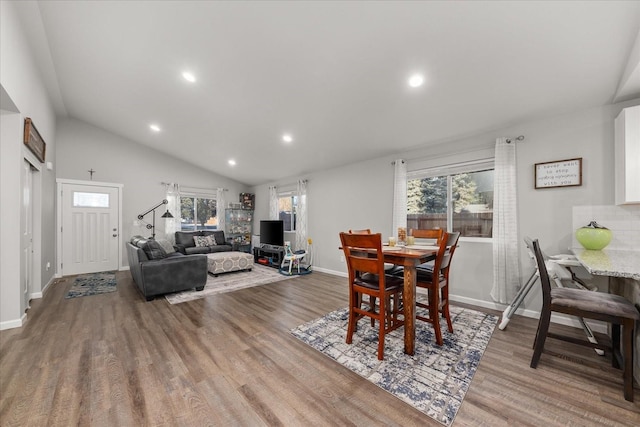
388;237;397;247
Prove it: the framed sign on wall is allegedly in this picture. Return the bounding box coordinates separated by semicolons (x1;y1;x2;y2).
534;158;582;189
23;118;46;162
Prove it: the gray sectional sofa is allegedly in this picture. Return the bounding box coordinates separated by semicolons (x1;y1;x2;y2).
174;230;233;255
126;236;207;301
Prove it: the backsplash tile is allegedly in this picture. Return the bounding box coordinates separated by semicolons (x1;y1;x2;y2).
572;205;640;250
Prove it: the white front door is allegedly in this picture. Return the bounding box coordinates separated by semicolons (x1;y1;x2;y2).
61;183;120;275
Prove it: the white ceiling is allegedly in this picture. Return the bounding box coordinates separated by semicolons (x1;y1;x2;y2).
18;1;640;185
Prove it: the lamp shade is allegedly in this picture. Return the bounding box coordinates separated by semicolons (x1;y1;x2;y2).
161;210;174;218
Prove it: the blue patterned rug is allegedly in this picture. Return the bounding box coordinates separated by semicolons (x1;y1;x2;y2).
291;304;497;426
65;271;117;299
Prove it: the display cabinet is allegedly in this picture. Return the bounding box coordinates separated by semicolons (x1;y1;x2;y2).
225;208;253;252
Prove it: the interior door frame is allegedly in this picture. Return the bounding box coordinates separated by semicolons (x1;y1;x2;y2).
56;178;124;277
21;150;42;303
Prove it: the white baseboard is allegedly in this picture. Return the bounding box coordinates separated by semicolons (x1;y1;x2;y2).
0;313;26;331
450;294;608;334
311;268;607;335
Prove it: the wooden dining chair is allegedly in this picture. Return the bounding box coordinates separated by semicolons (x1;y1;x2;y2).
339;232;404;360
530;239;639;402
409;228;444;245
414;232;461;345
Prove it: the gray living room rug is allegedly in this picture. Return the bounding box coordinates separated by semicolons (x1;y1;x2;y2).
291;304;497;426
65;271;117;299
164;263;295;304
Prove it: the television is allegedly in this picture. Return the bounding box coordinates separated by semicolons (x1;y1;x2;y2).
259;220;284;247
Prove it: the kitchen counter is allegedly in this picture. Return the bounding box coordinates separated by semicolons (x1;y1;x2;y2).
570;248;640;281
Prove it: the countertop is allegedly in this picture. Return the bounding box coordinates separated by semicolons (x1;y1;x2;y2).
570;247;640;281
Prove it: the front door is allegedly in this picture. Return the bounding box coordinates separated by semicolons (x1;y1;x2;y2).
61;182;120;275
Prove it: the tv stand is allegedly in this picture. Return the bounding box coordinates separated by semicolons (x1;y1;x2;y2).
253;245;285;269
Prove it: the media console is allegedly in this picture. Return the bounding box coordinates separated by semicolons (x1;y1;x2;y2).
253;244;285;268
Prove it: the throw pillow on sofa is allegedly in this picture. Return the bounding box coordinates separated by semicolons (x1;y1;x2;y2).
142;239;167;260
156;239;176;254
194;235;210;247
206;235;217;246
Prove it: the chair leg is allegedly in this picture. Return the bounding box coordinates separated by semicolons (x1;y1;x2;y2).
612;323;621;369
370;296;376;327
377;297;385;360
530;310;551;368
346;291;358;344
430;289;443;346
441;286;453;333
622;319;634;402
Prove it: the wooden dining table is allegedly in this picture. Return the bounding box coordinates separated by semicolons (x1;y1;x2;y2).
381;245;437;355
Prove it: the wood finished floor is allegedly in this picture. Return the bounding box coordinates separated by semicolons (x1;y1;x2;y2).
1;270;639;426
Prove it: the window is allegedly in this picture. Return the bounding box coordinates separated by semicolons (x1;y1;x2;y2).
180;194;217;231
73;192;109;208
407;162;494;238
278;193;297;232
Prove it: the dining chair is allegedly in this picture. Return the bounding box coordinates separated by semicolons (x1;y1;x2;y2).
339;232;404;360
414;232;461;345
348;228;398;273
409;228;444;245
529;239;639;402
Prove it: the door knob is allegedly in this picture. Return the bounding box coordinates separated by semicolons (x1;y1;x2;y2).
113;234;118;237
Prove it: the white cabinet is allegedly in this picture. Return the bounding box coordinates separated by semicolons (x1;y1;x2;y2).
615;105;640;205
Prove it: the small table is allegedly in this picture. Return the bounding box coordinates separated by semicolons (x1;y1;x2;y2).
342;244;437;356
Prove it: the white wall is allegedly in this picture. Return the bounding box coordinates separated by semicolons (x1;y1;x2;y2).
1;1;57;329
55;118;250;268
251;98;640;317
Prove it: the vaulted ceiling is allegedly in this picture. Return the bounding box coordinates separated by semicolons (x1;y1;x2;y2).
15;1;640;185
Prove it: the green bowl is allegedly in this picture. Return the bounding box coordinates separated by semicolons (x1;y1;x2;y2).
575;227;612;250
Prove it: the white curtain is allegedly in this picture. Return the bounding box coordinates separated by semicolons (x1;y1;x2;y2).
491;138;521;304
217;188;226;233
269;186;278;220
295;180;308;251
164;183;180;244
392;159;407;238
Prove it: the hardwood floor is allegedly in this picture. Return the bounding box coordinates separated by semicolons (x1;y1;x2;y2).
1;270;639;426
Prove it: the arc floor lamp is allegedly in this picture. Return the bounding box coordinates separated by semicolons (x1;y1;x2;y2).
138;199;173;239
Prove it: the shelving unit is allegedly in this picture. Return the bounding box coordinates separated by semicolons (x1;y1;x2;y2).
225;208;253;253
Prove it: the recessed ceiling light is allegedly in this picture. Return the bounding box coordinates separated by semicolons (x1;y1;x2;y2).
182;71;196;83
149;124;161;132
408;74;425;88
282;134;293;143
228;159;236;166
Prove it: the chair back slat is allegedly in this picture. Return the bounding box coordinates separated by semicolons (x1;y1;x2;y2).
531;239;552;307
410;228;444;244
339;232;385;278
439;232;461;273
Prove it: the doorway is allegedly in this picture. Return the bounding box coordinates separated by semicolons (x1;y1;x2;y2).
58;180;123;275
21;159;35;309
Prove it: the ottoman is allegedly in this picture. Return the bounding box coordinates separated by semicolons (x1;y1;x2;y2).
207;251;254;276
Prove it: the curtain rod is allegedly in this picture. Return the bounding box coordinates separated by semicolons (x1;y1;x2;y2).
271;179;308;188
506;135;525;143
161;182;228;192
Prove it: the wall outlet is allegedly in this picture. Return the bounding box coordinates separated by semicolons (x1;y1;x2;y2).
46;261;50;270
340;254;345;262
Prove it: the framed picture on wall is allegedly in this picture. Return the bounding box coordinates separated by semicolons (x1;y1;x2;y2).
534;157;582;189
23;118;46;163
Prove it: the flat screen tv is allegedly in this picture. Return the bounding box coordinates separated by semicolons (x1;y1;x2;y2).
259;220;284;247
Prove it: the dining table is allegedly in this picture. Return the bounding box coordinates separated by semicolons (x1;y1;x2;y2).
381;245;438;355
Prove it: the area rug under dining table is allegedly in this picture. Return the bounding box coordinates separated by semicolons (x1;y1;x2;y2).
291;304;497;426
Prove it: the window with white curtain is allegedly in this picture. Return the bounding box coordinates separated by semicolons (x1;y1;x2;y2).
278;191;298;232
179;190;218;231
407;159;494;238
